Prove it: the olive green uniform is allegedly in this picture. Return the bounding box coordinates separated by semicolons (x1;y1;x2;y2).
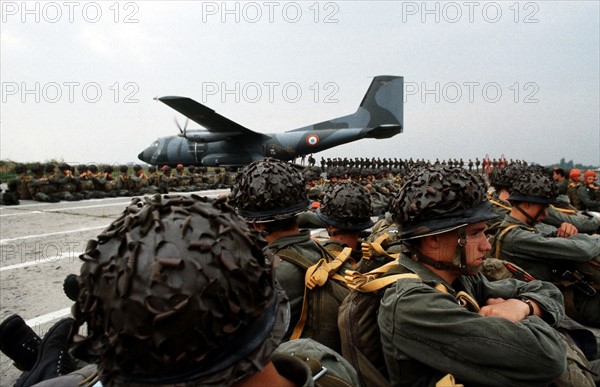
263;230;325;341
577;185;600;212
497;215;600;326
378;254;567;387
264;230;348;352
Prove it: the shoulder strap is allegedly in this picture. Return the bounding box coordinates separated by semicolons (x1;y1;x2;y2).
278;247;352;340
345;260;419;292
494;224;520;259
550;205;578;215
277;248;313;269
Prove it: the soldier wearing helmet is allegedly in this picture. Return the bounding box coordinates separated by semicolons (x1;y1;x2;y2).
489;165;600;234
378;165;567;386
2;195;358;387
317;182;373;261
495;167;600;327
56;163;83;201
230;158;348;352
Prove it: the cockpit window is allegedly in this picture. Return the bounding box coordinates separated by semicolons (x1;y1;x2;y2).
152;142;159;148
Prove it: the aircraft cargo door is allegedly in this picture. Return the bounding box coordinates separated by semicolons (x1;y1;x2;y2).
190;142;207;164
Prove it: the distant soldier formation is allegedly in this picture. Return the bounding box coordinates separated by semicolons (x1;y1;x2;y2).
0;163;237;205
1;156;599;386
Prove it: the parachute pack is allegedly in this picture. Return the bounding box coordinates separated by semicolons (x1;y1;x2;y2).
276;244;351;353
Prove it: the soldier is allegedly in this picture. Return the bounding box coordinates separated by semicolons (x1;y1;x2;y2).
56;164;83;201
97;166;118;197
495;168;600;327
316;182;373;262
28;164;59;203
78;165;105;199
189;166;208;191
135;164;160;195
159;165;177;193
173;164;191;191
14;164;32;200
302;166;323;202
230;158;349;352
113;165;132;196
147;165;160;187
567;168;583;210
577;170;600;212
488;165;599;234
44;164;62;199
326;166;343;184
553;167;568;195
378;165;569;386
0;195;359;387
2;164;29;205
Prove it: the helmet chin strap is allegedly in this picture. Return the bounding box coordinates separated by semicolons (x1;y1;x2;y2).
514;203;544;226
410;227;472;275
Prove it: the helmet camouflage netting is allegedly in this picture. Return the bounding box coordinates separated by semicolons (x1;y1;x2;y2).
391;165;497;238
509;168;558;204
317;182;373;230
229;158;309;222
71;194;289;386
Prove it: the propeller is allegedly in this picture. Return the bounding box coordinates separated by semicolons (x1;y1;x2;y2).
174;117;189;137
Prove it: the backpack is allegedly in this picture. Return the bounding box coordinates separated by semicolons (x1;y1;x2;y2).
337;234;406;387
276;244;351;353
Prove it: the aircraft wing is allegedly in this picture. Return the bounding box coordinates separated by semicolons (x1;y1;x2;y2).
158;96;264;137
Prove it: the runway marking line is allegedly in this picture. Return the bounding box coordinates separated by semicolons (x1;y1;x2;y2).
0;225;107;244
0;252;83;272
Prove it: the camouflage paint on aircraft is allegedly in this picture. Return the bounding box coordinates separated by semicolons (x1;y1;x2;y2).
138;75;404;167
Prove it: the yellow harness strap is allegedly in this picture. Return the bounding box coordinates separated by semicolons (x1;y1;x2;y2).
550;205;577;215
345;260;420;292
435;283;481;312
489;199;512;211
494;224;520;259
290;247;352;340
361;233;399;260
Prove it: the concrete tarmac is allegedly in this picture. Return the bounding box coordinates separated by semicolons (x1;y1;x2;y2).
0;190;229;385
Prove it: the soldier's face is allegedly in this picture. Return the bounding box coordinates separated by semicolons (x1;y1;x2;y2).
432;222;490;273
586;176;596;185
462;222;491;274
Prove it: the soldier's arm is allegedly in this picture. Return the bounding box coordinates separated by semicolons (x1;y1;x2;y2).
501;227;600;262
379;280;566;386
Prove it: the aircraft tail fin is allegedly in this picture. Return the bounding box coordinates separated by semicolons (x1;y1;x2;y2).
358;75;403;129
292;75;403;135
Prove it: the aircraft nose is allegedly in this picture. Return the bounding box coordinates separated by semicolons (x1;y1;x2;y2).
138;149;149;163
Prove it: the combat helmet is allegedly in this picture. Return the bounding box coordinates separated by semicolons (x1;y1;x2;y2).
71;195;289;386
391;165;497;240
489;163;524;190
390;165;497;274
326;166;343;180
229;158;309;222
508;169;557;205
317;182;374;231
302;166;321;183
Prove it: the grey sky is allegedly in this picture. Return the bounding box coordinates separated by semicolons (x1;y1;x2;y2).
1;1;599;166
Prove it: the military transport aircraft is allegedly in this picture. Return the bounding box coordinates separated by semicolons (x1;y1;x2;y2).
138;75;403;167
